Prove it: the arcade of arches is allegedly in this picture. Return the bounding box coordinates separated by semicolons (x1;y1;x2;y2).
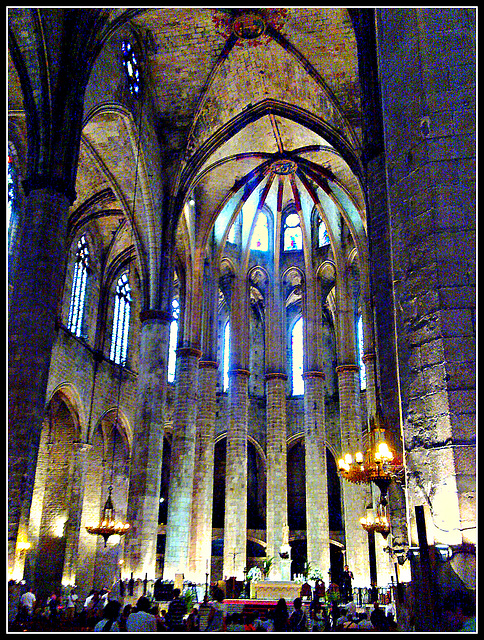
8;7;475;631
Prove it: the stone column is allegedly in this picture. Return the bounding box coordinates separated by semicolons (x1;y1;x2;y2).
125;311;171;581
303;371;331;576
8;187;71;574
164;346;201;579
223;369;249;580
337;363;371;587
376;7;475;555
265;373;288;580
189;360;218;583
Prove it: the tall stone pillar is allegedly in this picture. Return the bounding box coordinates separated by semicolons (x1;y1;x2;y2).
265;373;288;580
8;187;71;574
164;346;201;579
375;7;475;557
337;363;371;587
223;369;249;580
303;371;330;576
125;311;171;581
189;361;218;583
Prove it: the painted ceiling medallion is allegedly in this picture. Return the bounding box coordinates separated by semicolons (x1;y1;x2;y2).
271;158;297;175
213;9;290;47
232;13;266;40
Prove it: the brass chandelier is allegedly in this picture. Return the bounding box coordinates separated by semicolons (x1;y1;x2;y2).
337;409;403;499
86;485;130;547
85;364;130;547
359;501;391;539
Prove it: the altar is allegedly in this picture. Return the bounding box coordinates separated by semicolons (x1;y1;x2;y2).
249;580;301;601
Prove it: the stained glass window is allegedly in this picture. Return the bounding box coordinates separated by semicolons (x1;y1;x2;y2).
318;218;330;247
168;298;180;382
122;40;141;97
250;211;268;251
292;317;304;395
110;273;131;365
67;235;90;337
357;315;366;390
223;320;230;391
284;212;302;251
7;157;15;242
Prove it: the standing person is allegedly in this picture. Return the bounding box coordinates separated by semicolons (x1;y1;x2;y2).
273;598;289;632
166;588;187;631
340;565;354;603
203;587;226;632
18;587;36;629
126;596;157;632
93;600;122;632
288;597;308;631
48;593;60;626
65;588;78;621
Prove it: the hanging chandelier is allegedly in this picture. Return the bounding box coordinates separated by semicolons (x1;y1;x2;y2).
86;364;130;547
359;501;391;539
337;409;403;499
86;486;130;547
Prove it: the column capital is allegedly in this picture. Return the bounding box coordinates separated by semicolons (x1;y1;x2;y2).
199;360;218;370
265;372;288;381
176;346;202;358
228;368;250;378
302;370;326;380
139;308;172;324
336;364;360;374
362;352;376;364
22;175;76;205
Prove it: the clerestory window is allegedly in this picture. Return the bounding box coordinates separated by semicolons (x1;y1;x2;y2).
121;40;141;97
223;320;230;392
168;298;180;383
250;210;268;251
284;212;302;251
67;235;90;337
291;317;304;395
357;315;366;391
110;273;131;365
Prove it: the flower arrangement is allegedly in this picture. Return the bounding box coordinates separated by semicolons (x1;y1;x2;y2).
308;567;325;581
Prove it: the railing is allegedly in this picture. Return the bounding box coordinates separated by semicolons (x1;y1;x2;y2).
352;586;393;607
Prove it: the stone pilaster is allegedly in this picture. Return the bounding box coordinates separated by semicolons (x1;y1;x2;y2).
303;371;330;576
223;369;249;580
189;361;218;582
62;441;92;586
8;187;71;573
265;373;288;580
125;311;171;580
164;346;201;579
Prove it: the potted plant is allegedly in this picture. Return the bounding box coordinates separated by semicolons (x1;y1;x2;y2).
261;556;274;580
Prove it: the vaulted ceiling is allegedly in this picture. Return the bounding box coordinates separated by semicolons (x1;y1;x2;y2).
8;7;368;306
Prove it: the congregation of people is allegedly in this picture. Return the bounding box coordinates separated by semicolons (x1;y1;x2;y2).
11;576;475;633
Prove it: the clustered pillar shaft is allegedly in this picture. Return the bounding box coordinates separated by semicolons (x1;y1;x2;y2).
223;369;249;579
163;347;201;579
126;313;171;581
303;372;331;576
265;373;288;579
189;361;218;582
